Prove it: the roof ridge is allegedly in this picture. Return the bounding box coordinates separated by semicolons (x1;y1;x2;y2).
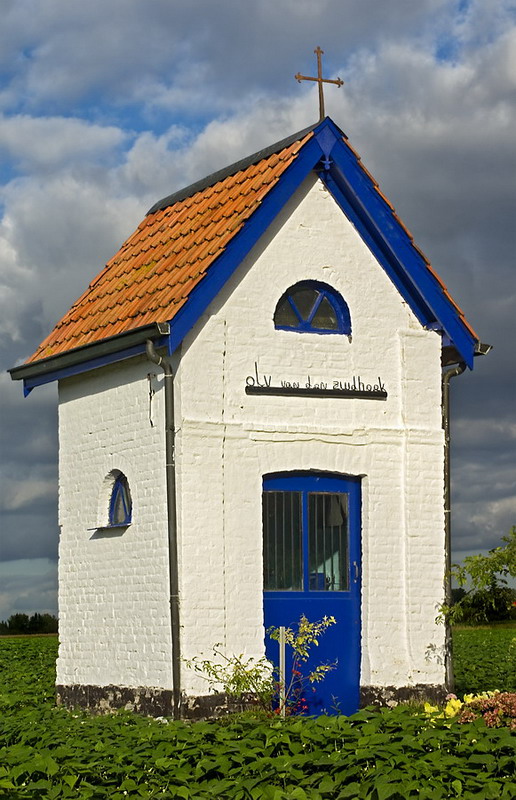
146;120;320;215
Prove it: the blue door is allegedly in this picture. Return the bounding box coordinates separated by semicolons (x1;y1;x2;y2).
263;472;361;715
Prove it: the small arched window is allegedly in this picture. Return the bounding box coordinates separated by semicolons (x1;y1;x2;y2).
109;473;132;527
274;281;351;335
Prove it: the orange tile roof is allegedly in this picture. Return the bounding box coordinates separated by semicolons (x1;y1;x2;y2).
27;132;314;363
25;117;478;370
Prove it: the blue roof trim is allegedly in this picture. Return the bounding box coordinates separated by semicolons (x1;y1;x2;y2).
21;337;168;396
315;120;476;366
16;117;478;390
314;124;340;168
166;135;324;354
167;116;476;367
320;170;434;328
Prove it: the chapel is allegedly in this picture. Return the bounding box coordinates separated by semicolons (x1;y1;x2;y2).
10;114;487;718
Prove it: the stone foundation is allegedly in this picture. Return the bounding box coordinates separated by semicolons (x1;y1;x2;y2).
360;684;448;708
57;683;448;719
56;685;258;719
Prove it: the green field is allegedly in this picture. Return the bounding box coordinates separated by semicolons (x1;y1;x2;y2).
453;624;516;697
0;632;514;799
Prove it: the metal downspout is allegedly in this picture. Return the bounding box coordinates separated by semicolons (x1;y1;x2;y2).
146;340;181;719
442;361;466;692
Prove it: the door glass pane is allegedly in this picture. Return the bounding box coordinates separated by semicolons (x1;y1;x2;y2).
308;493;349;591
263;491;302;590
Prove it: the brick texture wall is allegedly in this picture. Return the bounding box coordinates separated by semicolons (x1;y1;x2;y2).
57;176;446;697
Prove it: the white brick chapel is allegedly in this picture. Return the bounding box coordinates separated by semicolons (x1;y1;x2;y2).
10;116;486;718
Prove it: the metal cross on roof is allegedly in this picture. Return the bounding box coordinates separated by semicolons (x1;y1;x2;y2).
295;47;344;121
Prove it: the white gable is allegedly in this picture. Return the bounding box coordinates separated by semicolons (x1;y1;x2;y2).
176;176;445;695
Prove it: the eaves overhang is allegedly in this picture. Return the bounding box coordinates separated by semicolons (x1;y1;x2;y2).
442;341;492;368
9;322;170;396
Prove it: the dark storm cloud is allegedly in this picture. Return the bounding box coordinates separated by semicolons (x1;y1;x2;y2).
0;567;58;618
0;509;58;562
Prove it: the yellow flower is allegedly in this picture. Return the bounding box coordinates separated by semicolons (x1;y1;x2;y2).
444;698;463;717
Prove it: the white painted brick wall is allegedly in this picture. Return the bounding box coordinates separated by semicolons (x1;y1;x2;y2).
57;358;172;688
178;177;446;694
57;175;446;697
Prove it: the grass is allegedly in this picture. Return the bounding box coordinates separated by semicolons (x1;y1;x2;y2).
452;623;516;697
0;632;514;798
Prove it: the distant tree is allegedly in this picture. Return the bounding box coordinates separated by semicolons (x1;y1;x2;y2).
0;613;58;635
38;613;58;634
28;612;43;634
441;527;516;625
7;613;30;634
450;587;466;605
453;585;515;624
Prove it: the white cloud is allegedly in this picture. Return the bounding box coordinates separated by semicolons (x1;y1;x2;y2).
0;173;145;344
0;0;454;116
456;0;516;51
0;115;127;173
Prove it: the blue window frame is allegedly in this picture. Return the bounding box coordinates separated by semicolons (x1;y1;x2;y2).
109;474;132;527
262;473;358;594
274;281;351;335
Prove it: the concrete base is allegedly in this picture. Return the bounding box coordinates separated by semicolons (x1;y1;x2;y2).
57;682;448;718
56;684;258;719
360;684;448;708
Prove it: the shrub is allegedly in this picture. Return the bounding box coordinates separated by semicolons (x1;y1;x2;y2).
186;614;336;716
440;527;516;624
426;691;516;730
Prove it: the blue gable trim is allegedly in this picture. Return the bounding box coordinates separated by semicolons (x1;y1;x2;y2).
15;117;478;391
167;116;476;367
320;170;434;327
166;135;325;355
324;164;475;367
318;120;476;366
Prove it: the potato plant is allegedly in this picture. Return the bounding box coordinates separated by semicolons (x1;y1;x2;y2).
0;635;515;799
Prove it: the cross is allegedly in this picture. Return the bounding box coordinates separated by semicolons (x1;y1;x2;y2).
295;47;344;121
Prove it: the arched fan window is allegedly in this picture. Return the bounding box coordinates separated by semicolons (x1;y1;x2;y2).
109;473;132;527
274;281;351;335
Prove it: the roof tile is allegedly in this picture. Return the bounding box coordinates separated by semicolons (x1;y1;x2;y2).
27;134;312;362
26;122;477;364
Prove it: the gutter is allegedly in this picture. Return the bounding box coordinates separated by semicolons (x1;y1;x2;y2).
9;323;170;387
441;341;491;691
442;361;466;692
146;340;181;720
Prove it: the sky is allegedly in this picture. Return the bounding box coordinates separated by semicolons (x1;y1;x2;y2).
0;0;515;619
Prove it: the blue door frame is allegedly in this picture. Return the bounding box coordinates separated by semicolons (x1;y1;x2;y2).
263;472;361;715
